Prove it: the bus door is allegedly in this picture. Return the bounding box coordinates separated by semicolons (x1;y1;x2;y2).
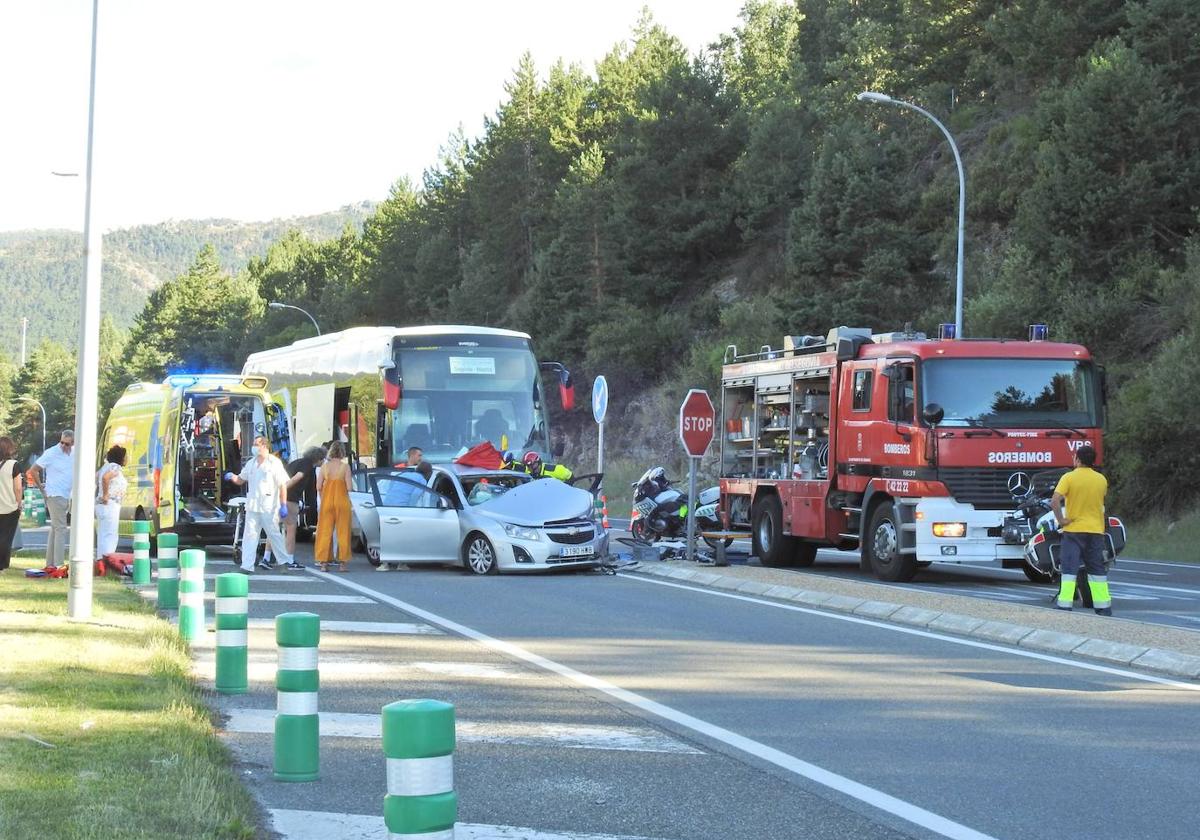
296;383;336;453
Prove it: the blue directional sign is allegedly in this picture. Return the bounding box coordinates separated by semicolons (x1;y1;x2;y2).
592;375;609;424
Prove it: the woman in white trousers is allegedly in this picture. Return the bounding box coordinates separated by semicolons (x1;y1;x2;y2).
96;445;128;558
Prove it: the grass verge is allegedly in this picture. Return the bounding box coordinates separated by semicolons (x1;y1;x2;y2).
0;551;259;839
1123;510;1200;563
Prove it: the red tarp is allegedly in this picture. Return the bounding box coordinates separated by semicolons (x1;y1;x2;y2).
454;441;504;470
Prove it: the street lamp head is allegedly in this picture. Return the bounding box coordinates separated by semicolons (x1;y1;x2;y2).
857;91;894;104
268;301;284;310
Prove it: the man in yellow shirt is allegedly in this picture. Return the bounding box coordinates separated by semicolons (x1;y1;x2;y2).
1051;445;1111;615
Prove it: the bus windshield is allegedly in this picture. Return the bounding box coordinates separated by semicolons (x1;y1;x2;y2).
391;334;549;463
922;358;1100;429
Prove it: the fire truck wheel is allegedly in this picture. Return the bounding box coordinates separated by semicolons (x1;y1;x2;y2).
866;502;918;582
752;495;800;567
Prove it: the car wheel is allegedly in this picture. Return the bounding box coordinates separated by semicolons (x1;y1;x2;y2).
464;533;498;575
865;502;918;582
366;546;380;567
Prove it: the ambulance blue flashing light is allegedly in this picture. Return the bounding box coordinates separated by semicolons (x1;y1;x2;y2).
1028;324;1049;341
937;323;957;340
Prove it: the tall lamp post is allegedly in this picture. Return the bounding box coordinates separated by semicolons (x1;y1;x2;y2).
18;397;47;456
857;91;966;338
68;0;103;620
268;301;321;336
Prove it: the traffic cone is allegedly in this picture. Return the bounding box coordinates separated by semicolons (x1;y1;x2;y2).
601;495;610;530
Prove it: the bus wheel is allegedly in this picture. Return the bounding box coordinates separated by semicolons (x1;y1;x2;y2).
753;495;798;567
866;502;917;582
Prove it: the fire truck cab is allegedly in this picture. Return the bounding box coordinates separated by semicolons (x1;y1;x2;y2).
718;326;1105;581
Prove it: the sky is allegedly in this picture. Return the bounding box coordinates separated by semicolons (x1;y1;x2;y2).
0;1;746;232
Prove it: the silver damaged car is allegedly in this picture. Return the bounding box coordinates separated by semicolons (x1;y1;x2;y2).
350;465;606;574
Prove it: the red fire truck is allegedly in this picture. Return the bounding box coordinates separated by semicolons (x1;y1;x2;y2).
718;326;1107;581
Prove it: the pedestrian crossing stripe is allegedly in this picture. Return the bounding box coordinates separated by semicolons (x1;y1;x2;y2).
246;619;443;635
225;709;704;754
193;656;520;682
268;808;671;839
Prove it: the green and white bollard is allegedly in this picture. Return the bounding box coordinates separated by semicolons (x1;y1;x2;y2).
22;487;34;518
178;549;207;643
383;699;457;839
156;533;180;610
132;520;152;585
215;572;249;694
32;490;46;526
275;612;320;782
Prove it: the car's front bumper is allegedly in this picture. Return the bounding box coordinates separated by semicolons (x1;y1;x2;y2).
494;528;608;571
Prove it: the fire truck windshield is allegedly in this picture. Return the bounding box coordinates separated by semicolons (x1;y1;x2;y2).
922;359;1099;428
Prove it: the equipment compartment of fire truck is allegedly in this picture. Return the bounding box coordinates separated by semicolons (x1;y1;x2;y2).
717;325;1115;582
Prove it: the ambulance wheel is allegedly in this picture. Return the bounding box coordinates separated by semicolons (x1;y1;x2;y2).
866;502;917;582
1022;564;1055;584
753;495;800;567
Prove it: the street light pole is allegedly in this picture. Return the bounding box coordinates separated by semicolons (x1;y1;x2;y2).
20;317;29;366
857;91;966;338
68;0;102;620
268;301;321;336
19;397;47;456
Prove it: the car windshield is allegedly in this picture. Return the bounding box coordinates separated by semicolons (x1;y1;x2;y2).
391;336;550;463
462;472;529;506
922;358;1099;428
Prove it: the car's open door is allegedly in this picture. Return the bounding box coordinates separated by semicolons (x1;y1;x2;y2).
370;474;460;565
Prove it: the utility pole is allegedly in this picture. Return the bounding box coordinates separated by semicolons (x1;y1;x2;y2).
67;0;102;620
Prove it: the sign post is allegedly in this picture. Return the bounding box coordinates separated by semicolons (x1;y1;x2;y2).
592;376;609;495
678;389;716;561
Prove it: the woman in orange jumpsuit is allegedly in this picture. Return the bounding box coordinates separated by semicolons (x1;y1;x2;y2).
315;441;353;571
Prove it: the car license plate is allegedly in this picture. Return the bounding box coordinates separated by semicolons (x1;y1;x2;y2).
559;545;595;558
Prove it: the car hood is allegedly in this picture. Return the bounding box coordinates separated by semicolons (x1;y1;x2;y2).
473;478;593;526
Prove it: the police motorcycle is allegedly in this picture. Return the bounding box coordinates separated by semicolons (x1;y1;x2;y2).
629;466;727;549
998;468;1127;597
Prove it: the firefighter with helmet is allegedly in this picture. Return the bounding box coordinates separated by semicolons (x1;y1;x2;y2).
504;451;573;482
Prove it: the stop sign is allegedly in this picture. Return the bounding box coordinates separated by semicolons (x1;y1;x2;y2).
679;389;716;457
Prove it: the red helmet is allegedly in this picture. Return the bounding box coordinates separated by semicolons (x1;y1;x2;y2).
523;451;541;466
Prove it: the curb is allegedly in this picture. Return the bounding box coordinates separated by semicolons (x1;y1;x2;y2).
633;564;1200;680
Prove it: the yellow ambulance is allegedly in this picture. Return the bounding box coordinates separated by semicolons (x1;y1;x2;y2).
99;374;292;543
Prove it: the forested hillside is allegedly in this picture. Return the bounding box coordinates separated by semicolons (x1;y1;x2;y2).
5;1;1199;516
0;203;372;350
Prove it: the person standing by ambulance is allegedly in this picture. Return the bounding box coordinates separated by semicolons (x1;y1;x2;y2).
1051;445;1112;615
314;441;353;572
34;430;76;569
225;435;303;573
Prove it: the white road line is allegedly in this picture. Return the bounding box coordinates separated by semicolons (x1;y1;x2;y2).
149;572;317;582
319;579;1002;840
1108;581;1200;597
246;618;442;635
269;809;668;840
204;592;375;604
194;656;521;682
224;709;704;754
1119;559;1200;570
1115;569;1169;577
626;576;1200;691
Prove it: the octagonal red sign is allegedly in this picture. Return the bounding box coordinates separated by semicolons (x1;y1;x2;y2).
679;389;716;457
